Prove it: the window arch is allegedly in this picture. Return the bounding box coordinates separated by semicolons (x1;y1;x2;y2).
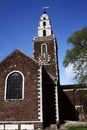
41;44;48;60
42;44;47;54
5;71;24;100
43;17;46;20
43;21;46;26
43;30;46;36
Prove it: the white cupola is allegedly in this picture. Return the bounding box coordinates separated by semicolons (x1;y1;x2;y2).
38;12;53;37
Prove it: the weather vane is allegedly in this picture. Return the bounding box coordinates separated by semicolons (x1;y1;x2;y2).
42;6;49;13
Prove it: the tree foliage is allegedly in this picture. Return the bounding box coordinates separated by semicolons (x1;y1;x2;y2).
63;27;87;85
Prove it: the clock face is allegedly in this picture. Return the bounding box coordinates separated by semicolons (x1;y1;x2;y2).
39;54;50;64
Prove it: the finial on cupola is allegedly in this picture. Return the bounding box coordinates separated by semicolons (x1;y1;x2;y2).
42;6;49;14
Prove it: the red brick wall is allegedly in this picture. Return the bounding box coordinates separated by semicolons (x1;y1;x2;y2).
0;50;39;121
64;90;75;105
33;36;58;78
62;88;87;120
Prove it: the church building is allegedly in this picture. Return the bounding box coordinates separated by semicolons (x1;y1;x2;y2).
0;11;87;130
0;11;60;130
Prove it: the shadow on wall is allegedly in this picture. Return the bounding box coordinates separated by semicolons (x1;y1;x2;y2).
42;65;79;128
58;87;79;123
42;66;56;128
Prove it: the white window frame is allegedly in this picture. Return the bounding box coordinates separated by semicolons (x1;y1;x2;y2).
4;70;24;101
41;43;47;55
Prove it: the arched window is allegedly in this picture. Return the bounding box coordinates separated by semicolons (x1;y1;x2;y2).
42;44;47;54
43;21;46;26
43;30;46;36
43;17;46;20
41;44;47;61
5;71;24;100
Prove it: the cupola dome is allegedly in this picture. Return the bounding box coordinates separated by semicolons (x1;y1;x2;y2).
38;12;53;37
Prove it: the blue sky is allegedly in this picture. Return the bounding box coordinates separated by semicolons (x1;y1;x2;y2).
0;0;87;85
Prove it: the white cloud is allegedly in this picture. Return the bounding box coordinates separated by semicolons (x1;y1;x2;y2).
65;64;75;83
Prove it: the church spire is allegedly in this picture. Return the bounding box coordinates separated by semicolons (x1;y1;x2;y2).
38;10;53;37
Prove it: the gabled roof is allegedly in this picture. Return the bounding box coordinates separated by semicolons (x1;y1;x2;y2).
0;48;39;65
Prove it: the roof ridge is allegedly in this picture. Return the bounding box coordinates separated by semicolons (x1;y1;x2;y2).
0;48;39;64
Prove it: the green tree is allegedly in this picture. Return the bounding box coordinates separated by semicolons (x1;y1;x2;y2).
63;27;87;85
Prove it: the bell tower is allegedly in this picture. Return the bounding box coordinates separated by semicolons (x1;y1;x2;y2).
38;11;53;37
33;11;59;76
33;11;60;128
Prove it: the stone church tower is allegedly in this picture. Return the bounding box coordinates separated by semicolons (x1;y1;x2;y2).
0;11;60;130
33;11;60;128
